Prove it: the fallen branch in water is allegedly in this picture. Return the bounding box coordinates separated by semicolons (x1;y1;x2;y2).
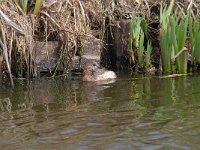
118;73;189;81
157;73;188;79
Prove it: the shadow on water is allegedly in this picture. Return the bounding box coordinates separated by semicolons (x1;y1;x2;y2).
1;75;200;149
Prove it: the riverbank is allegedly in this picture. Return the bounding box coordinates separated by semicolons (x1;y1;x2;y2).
0;0;199;86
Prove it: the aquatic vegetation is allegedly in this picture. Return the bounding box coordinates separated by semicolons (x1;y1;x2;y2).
129;15;142;64
129;14;148;68
160;0;174;73
160;0;188;74
160;24;172;73
189;15;200;68
138;31;144;68
145;41;152;69
173;14;189;74
160;0;174;31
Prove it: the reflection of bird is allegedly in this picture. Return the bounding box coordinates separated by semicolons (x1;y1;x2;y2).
82;63;117;82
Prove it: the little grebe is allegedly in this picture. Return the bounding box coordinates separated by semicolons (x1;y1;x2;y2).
82;64;116;82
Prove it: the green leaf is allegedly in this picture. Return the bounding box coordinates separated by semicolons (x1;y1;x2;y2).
33;0;43;15
19;0;28;14
146;41;152;68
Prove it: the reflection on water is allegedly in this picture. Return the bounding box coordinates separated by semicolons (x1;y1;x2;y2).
0;75;200;149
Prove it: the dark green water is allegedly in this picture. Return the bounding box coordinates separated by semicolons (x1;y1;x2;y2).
0;75;200;150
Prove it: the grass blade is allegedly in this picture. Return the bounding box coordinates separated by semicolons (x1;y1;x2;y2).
33;0;43;15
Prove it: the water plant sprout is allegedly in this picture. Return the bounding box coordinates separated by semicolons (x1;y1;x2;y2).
129;14;152;70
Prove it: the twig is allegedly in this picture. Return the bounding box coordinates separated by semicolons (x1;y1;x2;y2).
143;0;150;18
157;73;187;79
40;11;61;29
0;9;24;35
187;0;193;11
43;0;57;8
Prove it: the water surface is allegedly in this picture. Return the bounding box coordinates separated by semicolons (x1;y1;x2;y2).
0;75;200;150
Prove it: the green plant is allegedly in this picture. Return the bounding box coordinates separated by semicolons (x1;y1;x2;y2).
189;15;200;67
138;31;144;67
18;0;28;14
17;0;43;15
145;41;152;68
174;14;189;74
33;0;43;15
160;0;174;73
160;0;188;74
169;13;189;74
160;26;172;73
129;15;148;68
162;14;188;74
128;15;136;63
160;0;174;32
